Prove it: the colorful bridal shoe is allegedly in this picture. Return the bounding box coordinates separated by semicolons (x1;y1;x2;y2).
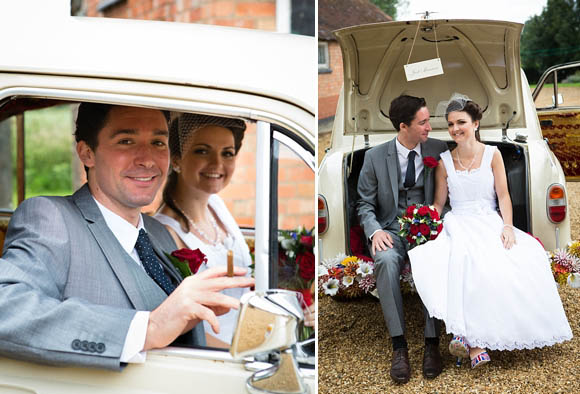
448;336;470;367
449;336;469;358
470;351;491;369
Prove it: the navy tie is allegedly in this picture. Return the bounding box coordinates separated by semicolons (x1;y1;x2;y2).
134;229;175;295
404;150;417;188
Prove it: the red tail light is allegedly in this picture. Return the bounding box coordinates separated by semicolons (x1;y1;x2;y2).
318;195;328;234
546;184;567;223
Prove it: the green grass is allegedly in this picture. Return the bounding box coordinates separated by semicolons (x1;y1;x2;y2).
5;104;76;209
529;82;580;89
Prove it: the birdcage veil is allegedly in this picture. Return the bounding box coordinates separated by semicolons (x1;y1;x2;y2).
169;113;247;157
434;93;472;118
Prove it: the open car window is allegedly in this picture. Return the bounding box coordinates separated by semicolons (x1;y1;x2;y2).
533;62;580;179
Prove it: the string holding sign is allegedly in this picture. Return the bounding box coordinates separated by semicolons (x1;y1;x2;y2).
403;12;444;82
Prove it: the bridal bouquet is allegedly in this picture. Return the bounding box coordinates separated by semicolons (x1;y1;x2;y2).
318;254;377;300
278;226;315;306
398;204;443;249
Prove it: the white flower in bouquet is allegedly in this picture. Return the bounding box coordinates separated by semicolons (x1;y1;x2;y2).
567;273;580;288
281;238;295;250
356;262;373;277
342;276;354;287
323;278;340;296
321;255;339;269
318;264;329;277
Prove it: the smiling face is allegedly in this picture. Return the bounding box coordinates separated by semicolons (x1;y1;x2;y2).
447;110;479;143
77;106;169;222
174;125;237;196
400;106;432;147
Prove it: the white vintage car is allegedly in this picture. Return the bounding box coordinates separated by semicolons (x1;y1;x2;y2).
318;19;571;262
0;1;315;393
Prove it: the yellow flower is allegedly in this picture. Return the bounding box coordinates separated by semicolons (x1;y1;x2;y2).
568;240;580;258
341;256;359;266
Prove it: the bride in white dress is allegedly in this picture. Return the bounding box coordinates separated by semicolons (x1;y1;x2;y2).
409;95;572;368
154;113;252;348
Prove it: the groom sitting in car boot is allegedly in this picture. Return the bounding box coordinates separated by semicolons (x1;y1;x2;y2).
357;95;448;383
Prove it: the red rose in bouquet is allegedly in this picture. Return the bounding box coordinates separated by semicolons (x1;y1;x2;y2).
297;251;315;281
419;224;430;237
417;205;430;216
300;235;314;247
398;204;443;249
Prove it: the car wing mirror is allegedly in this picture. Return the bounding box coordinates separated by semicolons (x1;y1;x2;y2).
230;289;309;393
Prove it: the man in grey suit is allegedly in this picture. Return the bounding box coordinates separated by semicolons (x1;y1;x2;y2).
357;95;447;383
0;103;253;370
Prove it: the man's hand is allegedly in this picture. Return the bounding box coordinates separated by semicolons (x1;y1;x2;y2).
303;303;315;329
143;266;254;350
371;230;393;255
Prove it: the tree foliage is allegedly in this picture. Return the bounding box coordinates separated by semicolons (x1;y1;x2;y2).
370;0;403;20
521;0;580;83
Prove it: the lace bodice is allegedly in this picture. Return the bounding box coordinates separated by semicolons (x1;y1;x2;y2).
440;145;498;215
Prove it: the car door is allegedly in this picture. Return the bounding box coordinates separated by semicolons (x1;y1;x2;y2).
0;81;315;393
533;61;580;180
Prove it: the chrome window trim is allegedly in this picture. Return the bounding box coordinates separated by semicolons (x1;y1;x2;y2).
254;120;272;291
273;130;315;171
0;87;314;148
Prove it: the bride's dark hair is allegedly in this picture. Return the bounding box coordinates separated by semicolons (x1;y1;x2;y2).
462;101;483;142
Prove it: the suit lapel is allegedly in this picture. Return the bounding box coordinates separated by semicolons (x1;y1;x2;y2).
72;184;153;310
386;139;399;209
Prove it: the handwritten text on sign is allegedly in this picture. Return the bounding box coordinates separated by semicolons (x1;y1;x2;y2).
404;58;444;82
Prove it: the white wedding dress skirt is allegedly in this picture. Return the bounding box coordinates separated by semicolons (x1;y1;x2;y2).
409;146;572;350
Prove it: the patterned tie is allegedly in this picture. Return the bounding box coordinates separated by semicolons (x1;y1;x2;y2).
404;150;417;188
134;229;175;295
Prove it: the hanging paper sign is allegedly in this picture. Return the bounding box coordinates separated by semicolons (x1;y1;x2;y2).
404;58;444;81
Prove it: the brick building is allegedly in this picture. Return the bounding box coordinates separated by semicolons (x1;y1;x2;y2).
73;0;314;35
318;0;390;132
71;0;315;230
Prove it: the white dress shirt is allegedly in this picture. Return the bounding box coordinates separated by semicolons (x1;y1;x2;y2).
93;198;150;364
395;137;423;182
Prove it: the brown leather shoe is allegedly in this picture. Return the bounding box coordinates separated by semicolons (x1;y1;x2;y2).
390;348;411;383
423;343;443;379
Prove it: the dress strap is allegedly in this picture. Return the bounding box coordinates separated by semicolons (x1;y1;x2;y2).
440;149;455;179
482;145;497;169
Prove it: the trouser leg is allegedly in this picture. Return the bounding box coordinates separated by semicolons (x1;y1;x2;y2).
423;304;440;339
371;231;407;337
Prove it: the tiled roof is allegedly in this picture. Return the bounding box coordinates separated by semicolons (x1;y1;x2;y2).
319;0;392;41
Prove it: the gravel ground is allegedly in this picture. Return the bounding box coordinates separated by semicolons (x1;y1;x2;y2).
318;287;580;393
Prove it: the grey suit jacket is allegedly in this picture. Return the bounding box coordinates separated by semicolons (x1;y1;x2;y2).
357;137;448;240
0;184;204;370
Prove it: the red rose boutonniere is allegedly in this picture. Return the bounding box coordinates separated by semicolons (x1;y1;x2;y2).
423;156;438;179
166;248;207;278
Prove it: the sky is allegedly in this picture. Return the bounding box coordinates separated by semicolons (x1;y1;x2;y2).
397;0;547;24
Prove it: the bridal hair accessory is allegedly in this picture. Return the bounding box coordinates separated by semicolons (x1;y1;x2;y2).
435;92;472;118
173;166;181;173
169;112;246;157
445;93;472;119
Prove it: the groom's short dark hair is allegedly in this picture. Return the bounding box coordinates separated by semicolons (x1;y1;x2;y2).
389;95;427;131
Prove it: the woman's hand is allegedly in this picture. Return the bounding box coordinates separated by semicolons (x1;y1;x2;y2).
501;225;516;249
